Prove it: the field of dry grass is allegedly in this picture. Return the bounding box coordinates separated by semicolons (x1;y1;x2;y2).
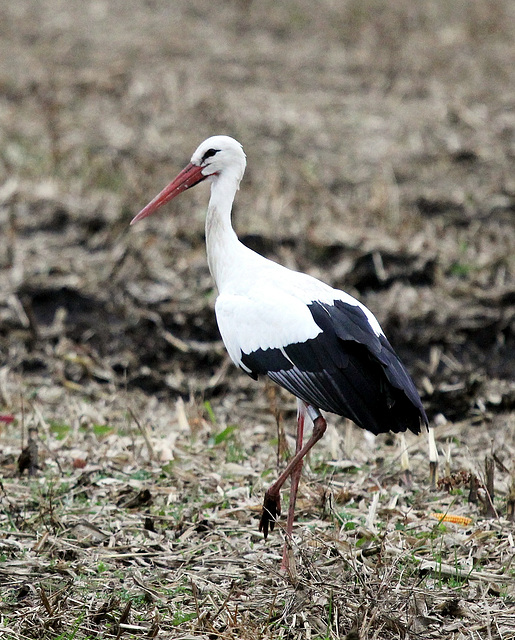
1;0;514;638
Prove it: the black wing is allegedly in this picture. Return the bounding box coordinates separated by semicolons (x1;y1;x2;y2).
240;300;427;435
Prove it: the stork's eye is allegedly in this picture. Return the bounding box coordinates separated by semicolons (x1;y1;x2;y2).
202;148;219;162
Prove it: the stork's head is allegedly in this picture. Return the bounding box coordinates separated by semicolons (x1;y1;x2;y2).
131;135;246;224
191;135;246;180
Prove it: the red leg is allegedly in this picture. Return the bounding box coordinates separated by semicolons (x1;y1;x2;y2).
280;399;306;571
259;405;327;540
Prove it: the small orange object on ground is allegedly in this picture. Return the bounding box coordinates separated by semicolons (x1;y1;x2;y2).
431;512;473;526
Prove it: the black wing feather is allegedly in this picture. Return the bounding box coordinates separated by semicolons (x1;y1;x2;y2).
240;300;427;435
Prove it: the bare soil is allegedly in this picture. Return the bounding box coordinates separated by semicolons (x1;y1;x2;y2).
0;1;514;638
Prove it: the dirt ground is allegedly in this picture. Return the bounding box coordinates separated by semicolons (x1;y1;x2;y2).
0;1;514;638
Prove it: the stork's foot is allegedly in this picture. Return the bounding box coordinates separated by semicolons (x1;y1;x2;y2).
259;488;281;539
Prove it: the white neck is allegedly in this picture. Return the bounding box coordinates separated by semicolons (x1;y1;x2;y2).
205;171;245;291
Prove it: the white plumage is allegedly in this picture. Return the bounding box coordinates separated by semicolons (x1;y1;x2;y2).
131;135;427;571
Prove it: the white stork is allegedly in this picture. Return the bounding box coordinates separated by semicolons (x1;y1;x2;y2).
131;135;428;569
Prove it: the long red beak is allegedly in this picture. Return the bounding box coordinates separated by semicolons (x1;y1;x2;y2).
130;162;207;225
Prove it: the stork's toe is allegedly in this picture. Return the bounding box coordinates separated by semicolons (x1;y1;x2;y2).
259;489;281;539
